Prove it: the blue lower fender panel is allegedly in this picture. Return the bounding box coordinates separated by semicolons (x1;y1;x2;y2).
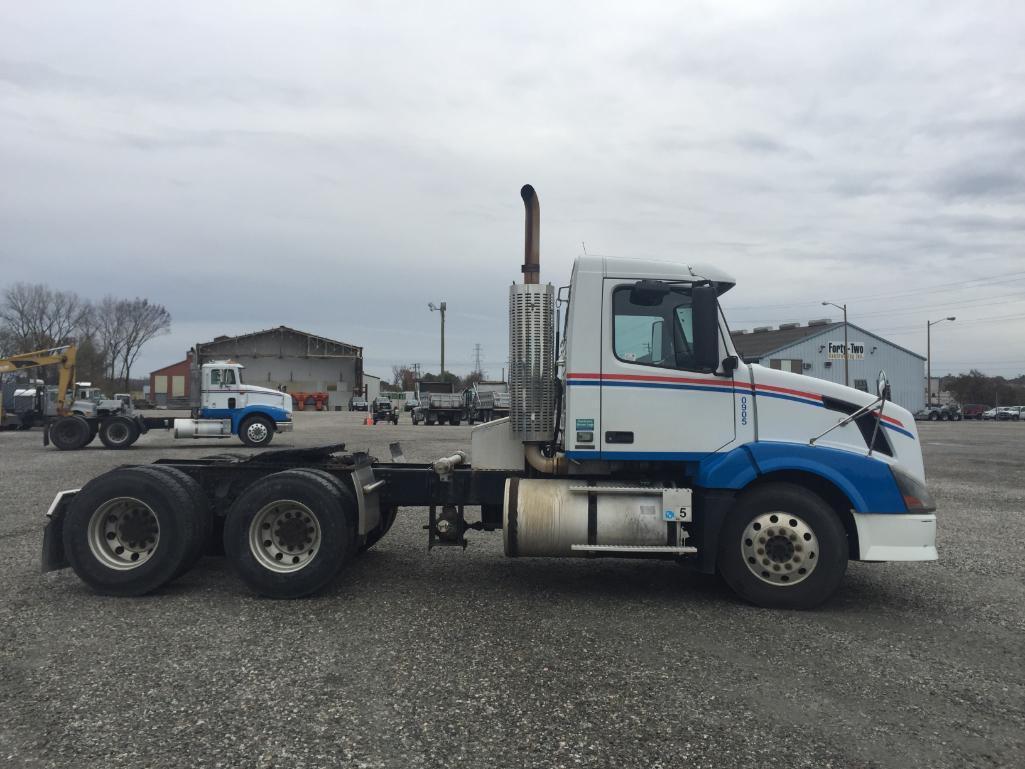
695;441;906;513
200;405;291;434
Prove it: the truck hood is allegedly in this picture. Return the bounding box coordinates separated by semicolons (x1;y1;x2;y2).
748;364;924;481
241;384;293;414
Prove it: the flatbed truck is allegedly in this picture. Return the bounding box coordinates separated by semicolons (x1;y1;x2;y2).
40;186;937;609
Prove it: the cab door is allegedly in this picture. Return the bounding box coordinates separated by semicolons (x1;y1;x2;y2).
204;368;233;410
599;279;735;458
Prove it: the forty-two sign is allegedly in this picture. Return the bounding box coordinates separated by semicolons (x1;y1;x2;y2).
827;341;865;360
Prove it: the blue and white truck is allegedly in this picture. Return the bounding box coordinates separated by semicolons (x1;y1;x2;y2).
41;186;936;608
45;360;293;450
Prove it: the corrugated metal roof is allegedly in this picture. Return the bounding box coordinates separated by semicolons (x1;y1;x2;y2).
197;325;362;355
730;322;925;361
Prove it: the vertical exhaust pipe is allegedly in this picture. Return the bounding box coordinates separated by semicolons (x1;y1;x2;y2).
520;184;540;284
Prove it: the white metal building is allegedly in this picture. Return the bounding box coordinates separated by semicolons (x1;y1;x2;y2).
731;319;926;412
195;326;364;411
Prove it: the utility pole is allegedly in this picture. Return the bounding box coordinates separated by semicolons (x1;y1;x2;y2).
822;301;849;387
428;302;446;376
926;316;956;406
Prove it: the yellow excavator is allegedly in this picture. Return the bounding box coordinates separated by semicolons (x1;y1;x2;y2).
0;344;77;429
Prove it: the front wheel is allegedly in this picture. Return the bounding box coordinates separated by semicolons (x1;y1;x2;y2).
239;415;275;448
718;483;848;609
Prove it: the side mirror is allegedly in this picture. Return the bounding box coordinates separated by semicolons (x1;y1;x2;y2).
692;284;720;372
877;369;891;401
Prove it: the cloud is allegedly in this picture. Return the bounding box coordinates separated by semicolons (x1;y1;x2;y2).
0;1;1023;378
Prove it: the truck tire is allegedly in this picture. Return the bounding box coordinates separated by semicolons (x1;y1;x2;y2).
239;415;275;448
426;416;436;426
450;415;461;426
50;415;92;450
131;465;213;574
223;469;355;598
717;483;848;610
929;412;939;421
285;468;359;558
62;467;199;596
99;416;139;449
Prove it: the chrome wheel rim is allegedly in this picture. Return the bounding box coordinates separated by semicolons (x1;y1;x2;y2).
741;512;819;586
248;500;321;573
87;497;160;570
246;421;269;443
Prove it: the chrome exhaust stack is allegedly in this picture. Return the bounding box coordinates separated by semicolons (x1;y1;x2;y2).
509;184;556;445
520;184;540;285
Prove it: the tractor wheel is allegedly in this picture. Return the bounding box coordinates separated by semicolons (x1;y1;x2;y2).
127;465;212;575
99;416;139;449
717;483;848;610
62;467;199;596
239;415;275;448
50;415;92;450
223;469;355;598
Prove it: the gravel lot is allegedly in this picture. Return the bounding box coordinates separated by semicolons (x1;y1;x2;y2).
1;413;1022;768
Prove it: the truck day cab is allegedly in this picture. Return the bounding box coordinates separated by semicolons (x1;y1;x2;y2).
46;361;293;450
41;186;936;609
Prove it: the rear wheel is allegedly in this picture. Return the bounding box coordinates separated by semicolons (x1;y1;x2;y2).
50;415;92;450
132;465;213;573
929;412;939;421
99;416;139;449
223;469;355;598
450;415;461;426
239;415;275;448
718;483;848;610
62;467;198;595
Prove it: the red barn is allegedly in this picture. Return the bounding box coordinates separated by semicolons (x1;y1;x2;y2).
149;352;193;407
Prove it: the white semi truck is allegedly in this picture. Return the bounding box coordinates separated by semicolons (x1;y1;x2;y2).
46;360;293;450
41;186;936;608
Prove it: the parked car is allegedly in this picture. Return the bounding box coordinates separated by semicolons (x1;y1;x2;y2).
995;406;1022;421
348;397;368;412
961;403;989;420
914;404;961;421
982;406;1019;421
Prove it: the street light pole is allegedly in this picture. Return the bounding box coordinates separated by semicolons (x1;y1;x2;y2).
821;301;849;387
428;302;447;376
926;316;956;406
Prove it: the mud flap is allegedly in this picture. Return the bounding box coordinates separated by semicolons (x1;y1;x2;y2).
41;489;78;572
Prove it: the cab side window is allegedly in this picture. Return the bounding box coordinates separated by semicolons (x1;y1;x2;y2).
210;369;221;386
612;286;696;371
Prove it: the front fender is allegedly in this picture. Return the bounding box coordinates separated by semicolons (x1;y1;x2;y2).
697;441;905;513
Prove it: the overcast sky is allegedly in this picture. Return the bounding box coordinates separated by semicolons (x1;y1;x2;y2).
1;1;1023;381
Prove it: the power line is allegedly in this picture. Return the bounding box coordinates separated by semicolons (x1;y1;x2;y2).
726;270;1025;311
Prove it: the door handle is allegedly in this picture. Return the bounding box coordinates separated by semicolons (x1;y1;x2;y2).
605;431;634;444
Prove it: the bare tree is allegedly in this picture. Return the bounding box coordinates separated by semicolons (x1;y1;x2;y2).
114;298;171;390
0;283;90;351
